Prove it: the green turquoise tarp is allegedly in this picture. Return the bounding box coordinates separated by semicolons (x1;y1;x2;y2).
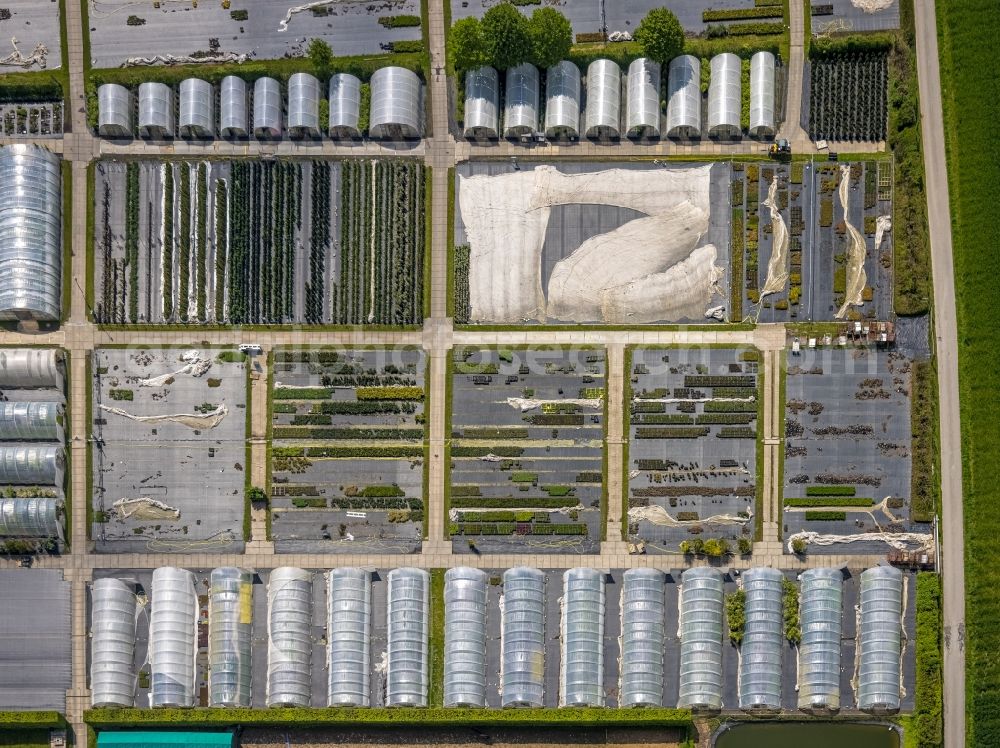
98;732;235;748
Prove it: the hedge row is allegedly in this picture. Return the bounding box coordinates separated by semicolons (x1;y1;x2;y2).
804;511;847;521
785;498;874;508
305;446;423;458
703;6;783;20
0;712;65;728
911;573;942;747
805;485;857;497
450;497;579;509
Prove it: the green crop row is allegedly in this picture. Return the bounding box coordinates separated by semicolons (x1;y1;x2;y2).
274;388;333;400
304;446;423;458
805;485;857;496
703;6;782;21
356;386;424;401
273;427;424;440
450;497;578;509
804;511;847;521
784;498;874;507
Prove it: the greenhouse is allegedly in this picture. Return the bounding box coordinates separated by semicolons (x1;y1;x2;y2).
708;53;742;139
666;55;701;138
584;59;622;139
287;73;321;137
328;73;362;138
677;567;724;710
857;566;903;713
219;76;248;137
266;567;313;707
137;82;174;139
0;401;62;440
503;63;539;138
443;566;488;707
150;567;198;708
560;568;605;707
501;566;545;707
544;61;580;139
369;66;422;139
626;58;661;138
326;567;372;707
386;567;430;706
797;568;843;712
463;66;500;140
208;567;253;707
749;51;776;139
0;497;60;538
90;577;137;708
738;567;784;712
0;445;62;485
0;348;62;389
619;568;666;707
97;84;132;137
253;77;283;139
178;78;215;138
0;145;63;322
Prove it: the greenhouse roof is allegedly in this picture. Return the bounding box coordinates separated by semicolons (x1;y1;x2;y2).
98;732;235;748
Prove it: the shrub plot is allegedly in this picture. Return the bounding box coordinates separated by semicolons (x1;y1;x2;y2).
808;50;888;142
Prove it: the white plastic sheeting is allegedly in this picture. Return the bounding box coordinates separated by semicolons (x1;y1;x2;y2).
464;66;500;139
738;567;784;711
386;567;430;706
0;349;62;388
620;568;666;707
150;567;198;707
503;63;539;138
584;59;622;138
179;78;215;138
708;53;741;138
0;444;62;485
443;566;488;707
253;77;282;138
209;567;253;707
501;566;545;707
544;61;580;138
327;567;372;707
220;76;248;137
0;401;61;440
267;567;313;707
97;84;132;137
626;58;661;138
137;82;174;138
560;568;605;707
857;566;903;712
666;55;701;138
90;577;137;708
369;66;422;139
328;73;362;138
678;567;724;710
798;568;842;711
288;73;321;136
0;497;60;537
749;51;776;138
0;145;63;321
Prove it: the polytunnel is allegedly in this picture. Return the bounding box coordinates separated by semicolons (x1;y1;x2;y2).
266;567;313;707
219;76;248;137
328;73;362;138
253;77;282;138
0;145;63;322
443;566;488;707
584;59;622;139
327;567;372;707
738;567;784;712
97;83;132;137
0;445;62;485
0;497;60;537
560;568;605;707
501;567;545;707
208;567;253;707
463;66;500;139
287;73;321;137
797;568;843;712
90;577;137;708
0;401;62;440
150;567;198;708
678;567;724;710
544;61;580;139
666;55;701;138
369;66;423;139
178;78;214;138
857;566;903;713
0;348;62;388
386;567;430;706
626;58;661;138
708;53;742;139
619;568;665;707
137;82;174;138
503;63;539;138
749;51;776;139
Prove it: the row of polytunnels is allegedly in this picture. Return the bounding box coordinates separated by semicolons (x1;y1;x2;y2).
97;67;422;140
464;52;776;141
89;565;905;713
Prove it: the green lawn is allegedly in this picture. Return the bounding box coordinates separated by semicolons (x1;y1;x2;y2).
0;730;49;748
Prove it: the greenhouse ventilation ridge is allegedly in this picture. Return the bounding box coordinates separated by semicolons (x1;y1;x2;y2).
327;567;372;707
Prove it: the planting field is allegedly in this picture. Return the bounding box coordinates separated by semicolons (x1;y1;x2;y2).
810;0;900;35
269;349;426;554
92;159;425;326
625;347;759;554
448;347;606;554
808;50;889;142
90;348;247;553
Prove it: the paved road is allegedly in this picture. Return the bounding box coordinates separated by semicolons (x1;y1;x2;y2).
913;0;966;744
777;0;812;149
